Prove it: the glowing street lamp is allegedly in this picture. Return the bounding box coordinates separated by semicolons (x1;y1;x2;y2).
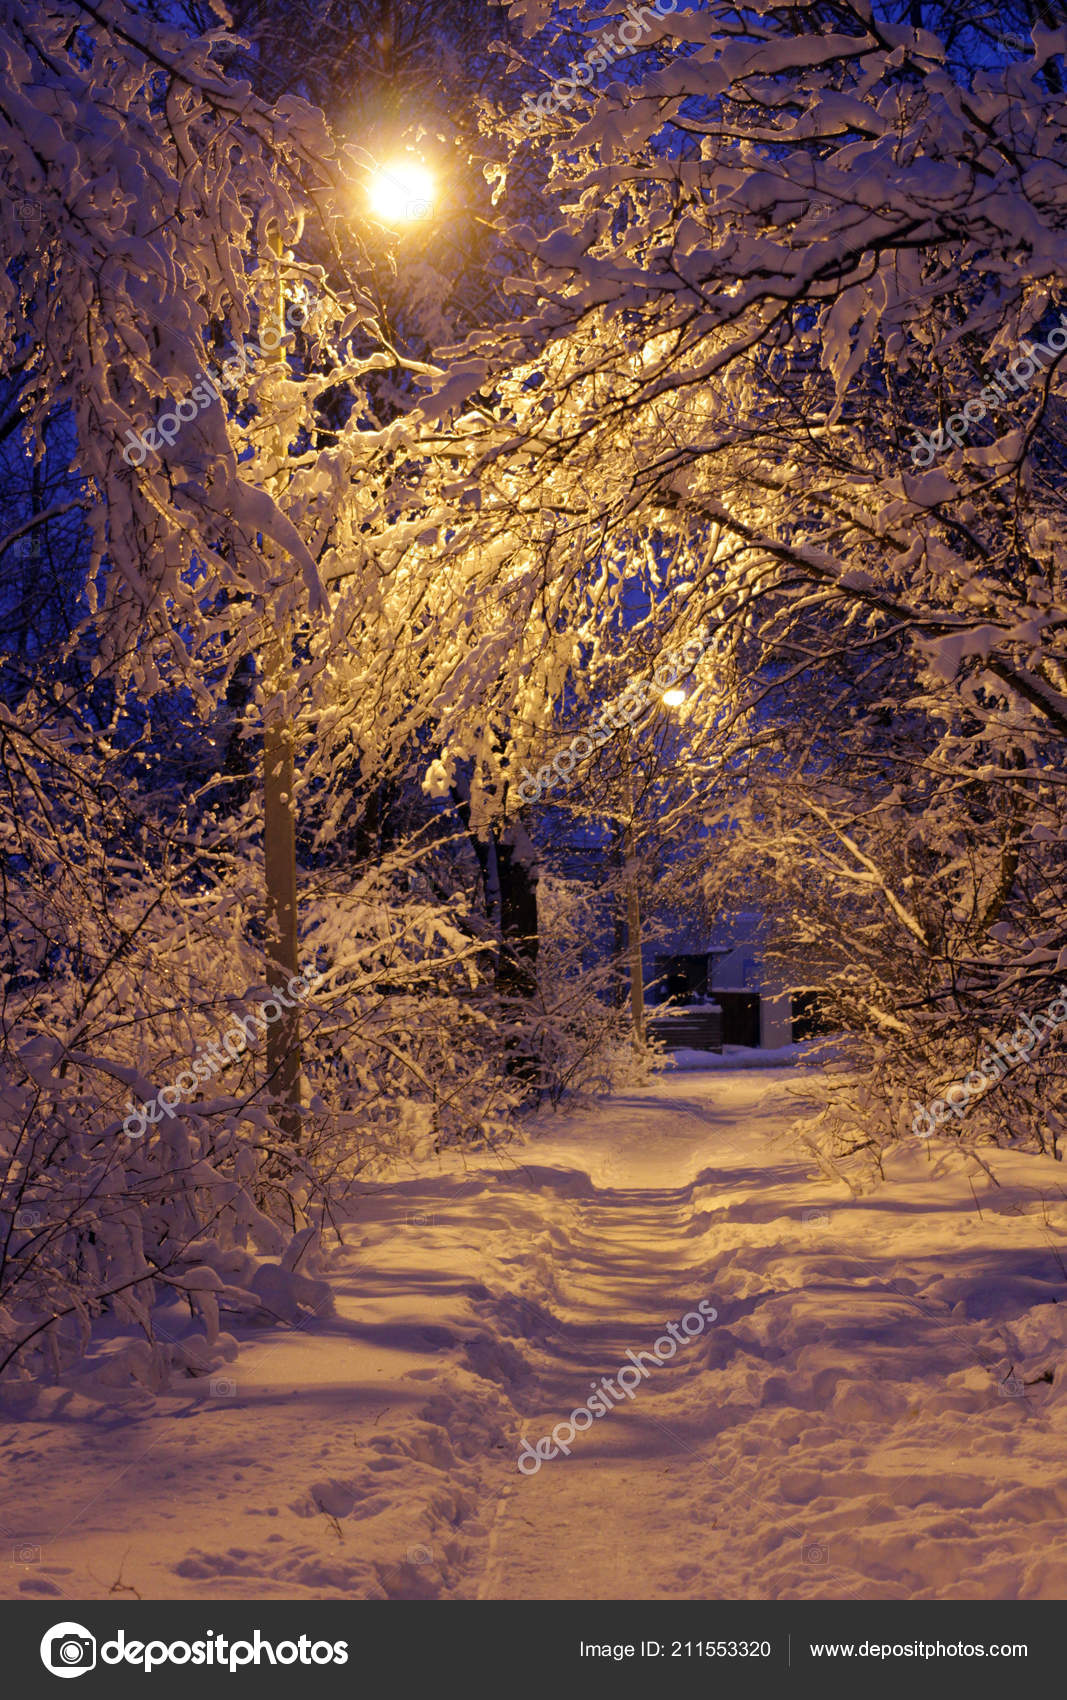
367;158;435;224
623;679;689;1044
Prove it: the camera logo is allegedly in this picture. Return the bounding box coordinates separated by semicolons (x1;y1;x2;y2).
40;1623;97;1679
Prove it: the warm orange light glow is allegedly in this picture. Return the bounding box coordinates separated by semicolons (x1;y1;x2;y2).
367;159;434;223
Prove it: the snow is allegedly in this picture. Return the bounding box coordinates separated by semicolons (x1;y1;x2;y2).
668;1043;815;1071
3;1065;1067;1601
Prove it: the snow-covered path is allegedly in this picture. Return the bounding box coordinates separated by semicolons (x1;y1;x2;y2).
4;1066;1067;1601
478;1081;812;1600
478;1073;1067;1601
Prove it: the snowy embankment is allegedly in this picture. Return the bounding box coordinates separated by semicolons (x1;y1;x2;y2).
3;1065;1067;1601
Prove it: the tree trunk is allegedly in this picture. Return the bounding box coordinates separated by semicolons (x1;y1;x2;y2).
496;824;539;998
495;821;541;1088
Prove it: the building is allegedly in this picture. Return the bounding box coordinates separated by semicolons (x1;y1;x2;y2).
649;916;795;1051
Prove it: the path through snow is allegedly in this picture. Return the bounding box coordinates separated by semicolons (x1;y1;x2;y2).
4;1067;1067;1601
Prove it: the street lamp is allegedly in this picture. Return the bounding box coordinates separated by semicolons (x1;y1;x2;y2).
367;158;435;224
620;685;688;1049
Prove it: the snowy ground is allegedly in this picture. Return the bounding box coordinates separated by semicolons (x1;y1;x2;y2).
4;1063;1067;1601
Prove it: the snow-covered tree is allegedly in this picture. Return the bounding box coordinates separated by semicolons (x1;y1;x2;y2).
0;0;616;1382
427;0;1067;1165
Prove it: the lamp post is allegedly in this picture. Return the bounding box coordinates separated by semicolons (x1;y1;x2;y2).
258;161;434;1132
619;727;645;1050
262;222;302;1136
618;683;689;1051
